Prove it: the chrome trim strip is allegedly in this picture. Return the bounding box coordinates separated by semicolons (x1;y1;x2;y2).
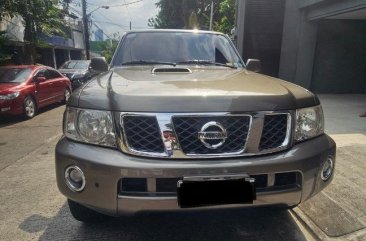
267;173;275;187
119;113;167;158
118;111;293;159
183;174;250;181
147;178;156;192
244;112;265;153
256;113;292;155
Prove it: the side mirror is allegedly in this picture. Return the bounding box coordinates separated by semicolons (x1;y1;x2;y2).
90;57;108;72
245;59;261;73
35;76;46;83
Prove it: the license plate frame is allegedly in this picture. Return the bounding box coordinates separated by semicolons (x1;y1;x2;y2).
177;175;256;208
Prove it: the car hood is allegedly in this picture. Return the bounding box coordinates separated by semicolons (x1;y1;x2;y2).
69;66;319;112
0;83;23;95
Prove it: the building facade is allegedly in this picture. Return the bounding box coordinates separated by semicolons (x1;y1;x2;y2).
95;29;104;41
236;0;366;93
0;16;85;68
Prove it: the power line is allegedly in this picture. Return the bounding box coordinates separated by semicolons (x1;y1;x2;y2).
123;0;132;30
92;20;129;29
90;20;119;40
94;8;115;24
72;0;142;8
107;0;143;7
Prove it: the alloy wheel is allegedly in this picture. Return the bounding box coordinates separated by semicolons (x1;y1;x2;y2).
25;98;35;118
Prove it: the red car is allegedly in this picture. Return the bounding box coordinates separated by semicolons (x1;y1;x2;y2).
0;65;72;119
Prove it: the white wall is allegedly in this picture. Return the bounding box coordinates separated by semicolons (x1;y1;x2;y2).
0;16;24;42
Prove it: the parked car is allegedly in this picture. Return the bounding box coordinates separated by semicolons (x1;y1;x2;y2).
55;30;336;222
0;65;71;119
58;60;101;90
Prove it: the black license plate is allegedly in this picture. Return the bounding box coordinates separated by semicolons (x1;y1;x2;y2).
177;178;256;208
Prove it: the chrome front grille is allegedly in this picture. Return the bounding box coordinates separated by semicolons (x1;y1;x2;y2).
172;116;250;155
259;114;289;151
118;112;292;159
122;115;165;153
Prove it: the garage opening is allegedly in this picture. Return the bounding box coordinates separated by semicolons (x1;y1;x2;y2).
311;12;366;93
241;0;285;77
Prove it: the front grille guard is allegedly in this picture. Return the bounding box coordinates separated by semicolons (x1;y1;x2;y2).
117;111;294;159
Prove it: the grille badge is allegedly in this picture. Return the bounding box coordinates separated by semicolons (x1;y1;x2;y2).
198;121;227;149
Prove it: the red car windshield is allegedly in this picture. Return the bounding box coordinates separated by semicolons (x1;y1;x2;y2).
0;67;32;83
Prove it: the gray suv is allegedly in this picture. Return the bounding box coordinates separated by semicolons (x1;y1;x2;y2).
55;30;336;222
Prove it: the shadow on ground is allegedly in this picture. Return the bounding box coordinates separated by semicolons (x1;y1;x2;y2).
0;103;64;128
20;203;308;241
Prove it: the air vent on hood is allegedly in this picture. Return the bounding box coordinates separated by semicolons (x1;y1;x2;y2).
152;67;192;74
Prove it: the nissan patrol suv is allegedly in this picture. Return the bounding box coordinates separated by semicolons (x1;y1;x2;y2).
55;30;336;222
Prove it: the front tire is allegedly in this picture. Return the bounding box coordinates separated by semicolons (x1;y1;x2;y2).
67;199;106;223
23;96;36;119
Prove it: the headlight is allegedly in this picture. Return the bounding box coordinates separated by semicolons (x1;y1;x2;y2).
295;105;324;142
64;107;116;147
0;92;20;100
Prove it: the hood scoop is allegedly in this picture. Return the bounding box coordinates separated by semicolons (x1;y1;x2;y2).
152;67;192;74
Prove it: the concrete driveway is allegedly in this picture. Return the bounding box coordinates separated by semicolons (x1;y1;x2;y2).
293;94;366;241
0;94;365;241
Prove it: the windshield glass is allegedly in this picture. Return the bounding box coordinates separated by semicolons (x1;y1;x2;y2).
60;60;90;70
113;32;243;68
0;67;32;83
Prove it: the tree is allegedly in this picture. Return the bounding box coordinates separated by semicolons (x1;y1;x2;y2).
148;0;222;30
0;0;68;64
148;0;235;34
216;0;236;34
101;40;119;63
0;0;18;22
90;34;119;64
0;31;12;64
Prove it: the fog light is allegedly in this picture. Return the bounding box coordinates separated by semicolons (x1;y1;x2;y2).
65;166;85;192
321;156;334;181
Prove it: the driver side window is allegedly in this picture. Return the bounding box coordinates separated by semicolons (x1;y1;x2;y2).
35;69;49;80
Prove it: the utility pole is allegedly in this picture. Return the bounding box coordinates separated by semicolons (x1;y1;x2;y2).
82;0;90;60
130;21;131;30
209;1;214;31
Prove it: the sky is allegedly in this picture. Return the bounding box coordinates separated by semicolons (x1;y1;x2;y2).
69;0;159;40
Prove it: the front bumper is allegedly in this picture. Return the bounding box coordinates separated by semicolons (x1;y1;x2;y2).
0;98;24;116
55;134;336;216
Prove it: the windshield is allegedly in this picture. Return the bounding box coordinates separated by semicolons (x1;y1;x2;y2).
0;67;32;83
60;60;90;70
113;32;244;68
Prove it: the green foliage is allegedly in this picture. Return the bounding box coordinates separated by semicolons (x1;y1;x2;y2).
90;40;119;63
148;0;235;34
0;31;12;64
148;0;220;29
0;0;17;21
0;0;69;63
102;40;118;63
216;0;236;34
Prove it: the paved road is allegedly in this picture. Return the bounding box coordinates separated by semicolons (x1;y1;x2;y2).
0;95;365;241
0;104;65;171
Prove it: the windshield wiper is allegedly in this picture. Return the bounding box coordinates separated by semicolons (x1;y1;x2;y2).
121;60;177;66
177;60;237;69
